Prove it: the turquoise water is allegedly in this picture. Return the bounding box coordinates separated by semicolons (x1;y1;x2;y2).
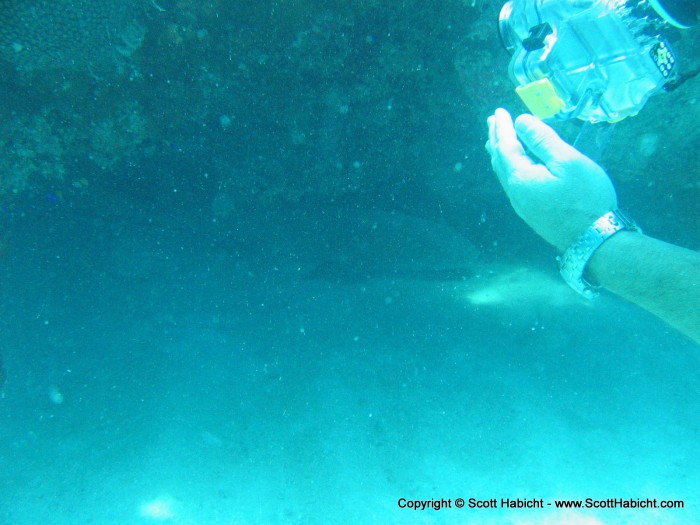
1;2;699;524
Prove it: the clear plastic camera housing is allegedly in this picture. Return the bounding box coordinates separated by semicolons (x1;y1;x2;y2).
499;0;675;123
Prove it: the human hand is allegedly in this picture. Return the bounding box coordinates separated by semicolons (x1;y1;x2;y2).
486;108;618;251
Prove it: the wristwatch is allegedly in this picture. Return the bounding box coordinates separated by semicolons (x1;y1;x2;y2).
558;210;640;299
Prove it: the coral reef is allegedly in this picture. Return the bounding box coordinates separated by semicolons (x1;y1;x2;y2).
0;0;696;250
0;113;65;195
0;0;145;72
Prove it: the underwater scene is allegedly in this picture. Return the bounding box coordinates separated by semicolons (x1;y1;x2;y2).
0;1;699;524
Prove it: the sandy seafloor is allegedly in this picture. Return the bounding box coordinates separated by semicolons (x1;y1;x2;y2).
0;195;698;525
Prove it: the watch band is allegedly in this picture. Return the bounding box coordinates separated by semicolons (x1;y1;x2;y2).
558;210;640;299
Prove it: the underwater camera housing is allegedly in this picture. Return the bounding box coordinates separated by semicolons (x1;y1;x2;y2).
499;0;678;123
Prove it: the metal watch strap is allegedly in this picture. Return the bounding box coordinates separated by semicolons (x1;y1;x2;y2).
558;210;640;299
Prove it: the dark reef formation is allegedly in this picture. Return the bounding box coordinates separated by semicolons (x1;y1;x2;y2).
0;0;144;71
0;0;697;245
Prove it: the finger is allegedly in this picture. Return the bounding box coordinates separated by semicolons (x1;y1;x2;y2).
491;108;535;177
514;114;579;166
486;113;511;189
486;113;499;157
490;108;515;149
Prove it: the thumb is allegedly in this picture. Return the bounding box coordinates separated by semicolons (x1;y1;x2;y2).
514;114;578;166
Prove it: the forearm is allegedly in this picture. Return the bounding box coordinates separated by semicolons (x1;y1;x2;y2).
587;231;700;344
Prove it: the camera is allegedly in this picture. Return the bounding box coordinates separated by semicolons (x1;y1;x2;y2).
498;0;681;123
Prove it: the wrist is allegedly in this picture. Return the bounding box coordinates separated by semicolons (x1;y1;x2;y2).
586;228;645;286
